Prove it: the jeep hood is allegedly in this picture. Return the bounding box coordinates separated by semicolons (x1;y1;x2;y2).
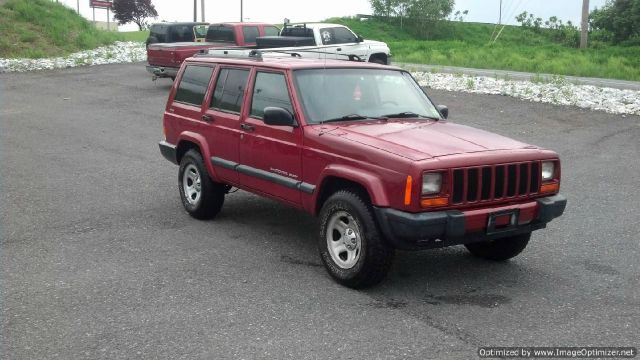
321;120;535;161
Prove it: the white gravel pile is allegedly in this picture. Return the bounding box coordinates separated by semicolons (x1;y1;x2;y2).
0;41;146;73
1;41;638;116
412;72;640;116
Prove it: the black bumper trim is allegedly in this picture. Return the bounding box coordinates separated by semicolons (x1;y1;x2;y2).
374;194;567;250
159;141;177;165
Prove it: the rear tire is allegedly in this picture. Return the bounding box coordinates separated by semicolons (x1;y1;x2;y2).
318;190;394;288
464;233;531;261
178;149;225;220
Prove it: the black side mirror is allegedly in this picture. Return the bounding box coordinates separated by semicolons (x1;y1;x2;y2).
264;107;296;127
436;105;449;119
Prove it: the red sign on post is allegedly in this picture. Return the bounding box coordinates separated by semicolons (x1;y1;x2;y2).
90;0;112;8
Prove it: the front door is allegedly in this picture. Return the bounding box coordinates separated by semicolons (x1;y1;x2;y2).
238;71;303;206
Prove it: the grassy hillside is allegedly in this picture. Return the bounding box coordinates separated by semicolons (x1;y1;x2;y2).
0;0;121;58
330;17;640;81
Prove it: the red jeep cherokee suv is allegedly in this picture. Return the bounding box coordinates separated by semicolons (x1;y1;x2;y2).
159;53;567;288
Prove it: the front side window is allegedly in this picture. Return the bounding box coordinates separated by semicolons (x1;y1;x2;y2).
319;27;358;45
242;26;260;44
174;65;214;106
293;68;442;124
211;68;250;113
250;72;293;119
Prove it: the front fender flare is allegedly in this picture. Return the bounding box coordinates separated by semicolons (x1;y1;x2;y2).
314;164;391;209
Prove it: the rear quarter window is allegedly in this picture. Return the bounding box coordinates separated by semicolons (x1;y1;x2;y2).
174;65;214;106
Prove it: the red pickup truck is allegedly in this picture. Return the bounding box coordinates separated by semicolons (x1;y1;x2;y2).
158;54;567;288
146;22;279;80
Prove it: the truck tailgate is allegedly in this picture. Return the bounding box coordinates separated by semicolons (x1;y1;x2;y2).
147;42;231;67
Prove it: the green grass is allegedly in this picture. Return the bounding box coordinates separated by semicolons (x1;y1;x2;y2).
0;0;123;58
121;30;149;42
329;17;640;81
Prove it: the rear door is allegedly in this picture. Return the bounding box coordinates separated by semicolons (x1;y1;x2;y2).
238;70;304;206
203;66;251;184
166;63;216;159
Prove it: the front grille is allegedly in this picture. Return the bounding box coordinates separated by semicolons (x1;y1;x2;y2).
451;161;540;205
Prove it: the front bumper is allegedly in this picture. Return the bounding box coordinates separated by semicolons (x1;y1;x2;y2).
374;194;567;250
146;65;178;79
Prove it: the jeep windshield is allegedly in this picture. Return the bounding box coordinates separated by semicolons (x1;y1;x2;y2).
293;68;442;124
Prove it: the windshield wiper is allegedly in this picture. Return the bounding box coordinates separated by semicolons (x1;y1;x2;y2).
320;114;385;124
381;111;439;120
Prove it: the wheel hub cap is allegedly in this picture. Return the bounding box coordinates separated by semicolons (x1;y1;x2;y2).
344;228;357;250
326;211;362;269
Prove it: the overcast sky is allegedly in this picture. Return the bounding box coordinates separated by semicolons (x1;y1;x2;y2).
63;0;608;31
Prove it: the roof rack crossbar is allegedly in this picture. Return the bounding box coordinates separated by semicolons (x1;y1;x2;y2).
197;47;365;62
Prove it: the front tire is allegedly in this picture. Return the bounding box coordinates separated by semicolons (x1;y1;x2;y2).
464;233;531;261
178;149;225;220
318;190;394;288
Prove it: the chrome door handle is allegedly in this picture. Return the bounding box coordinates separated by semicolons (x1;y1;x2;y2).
240;123;254;132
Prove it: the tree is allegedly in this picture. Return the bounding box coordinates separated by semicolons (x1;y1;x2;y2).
369;0;455;36
112;0;158;31
590;0;640;44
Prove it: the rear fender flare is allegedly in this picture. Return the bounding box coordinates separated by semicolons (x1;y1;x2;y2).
177;131;219;180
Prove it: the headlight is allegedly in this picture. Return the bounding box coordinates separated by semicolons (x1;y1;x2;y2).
541;161;555;181
422;173;442;195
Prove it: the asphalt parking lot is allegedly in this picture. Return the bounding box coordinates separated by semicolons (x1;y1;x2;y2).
1;63;638;359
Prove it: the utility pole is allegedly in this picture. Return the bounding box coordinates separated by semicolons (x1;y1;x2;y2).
499;0;502;25
580;0;589;48
240;0;243;22
201;0;205;22
76;0;79;13
193;0;197;21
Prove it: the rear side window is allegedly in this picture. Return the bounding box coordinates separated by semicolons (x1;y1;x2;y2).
242;26;259;44
211;68;250;114
264;26;280;36
250;72;293;119
207;25;235;43
174;65;214;106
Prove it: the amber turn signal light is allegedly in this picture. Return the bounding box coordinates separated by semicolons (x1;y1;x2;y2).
420;197;449;207
404;176;413;206
540;182;559;194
